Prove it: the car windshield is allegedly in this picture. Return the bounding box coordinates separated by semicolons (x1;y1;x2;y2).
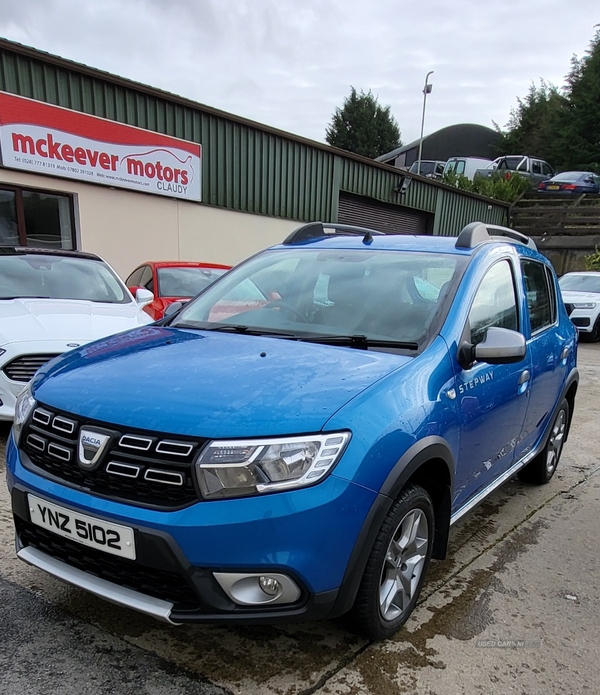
410;162;436;175
559;274;600;294
170;247;463;348
0;253;129;303
157;266;228;298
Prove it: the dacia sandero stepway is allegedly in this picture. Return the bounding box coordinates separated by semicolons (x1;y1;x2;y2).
6;221;579;639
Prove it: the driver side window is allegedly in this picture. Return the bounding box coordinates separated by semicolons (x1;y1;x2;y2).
468;260;519;346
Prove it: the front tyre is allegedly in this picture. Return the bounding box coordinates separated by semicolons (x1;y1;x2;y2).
518;398;569;484
590;317;600;343
350;484;434;640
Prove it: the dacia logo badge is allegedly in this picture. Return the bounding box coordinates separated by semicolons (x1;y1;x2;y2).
78;429;111;469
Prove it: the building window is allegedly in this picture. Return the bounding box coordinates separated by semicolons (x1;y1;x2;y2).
0;185;75;249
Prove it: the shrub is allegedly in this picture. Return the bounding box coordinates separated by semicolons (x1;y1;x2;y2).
584;247;600;271
441;170;533;203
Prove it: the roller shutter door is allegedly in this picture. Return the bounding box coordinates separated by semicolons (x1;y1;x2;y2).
338;192;432;235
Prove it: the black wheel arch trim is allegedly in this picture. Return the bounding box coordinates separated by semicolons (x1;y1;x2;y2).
328;436;455;619
550;367;578;445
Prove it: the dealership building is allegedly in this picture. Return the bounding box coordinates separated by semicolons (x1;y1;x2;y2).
0;38;507;277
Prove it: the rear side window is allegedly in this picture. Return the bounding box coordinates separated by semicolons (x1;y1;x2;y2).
521;260;556;333
126;267;145;287
468;260;518;346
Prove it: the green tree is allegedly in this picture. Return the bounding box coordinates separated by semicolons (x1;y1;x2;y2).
495;81;565;164
553;29;600;171
497;28;600;173
325;88;401;158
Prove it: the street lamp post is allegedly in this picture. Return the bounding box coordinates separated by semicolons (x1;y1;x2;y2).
416;71;434;176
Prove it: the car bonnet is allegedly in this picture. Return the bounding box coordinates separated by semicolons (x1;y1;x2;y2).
31;325;413;438
0;297;150;345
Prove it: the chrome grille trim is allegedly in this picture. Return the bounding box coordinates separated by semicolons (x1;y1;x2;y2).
144;469;184;486
27;434;46;452
47;443;72;462
32;409;52;426
119;435;153;451
20;405;205;508
52;416;76;435
106;462;141;479
156;441;194;457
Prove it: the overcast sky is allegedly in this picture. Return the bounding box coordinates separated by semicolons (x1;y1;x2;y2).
0;1;597;147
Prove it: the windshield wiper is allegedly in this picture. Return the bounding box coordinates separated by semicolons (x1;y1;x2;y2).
176;322;301;339
297;334;419;350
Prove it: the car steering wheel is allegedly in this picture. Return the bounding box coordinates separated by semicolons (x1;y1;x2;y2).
265;300;307;322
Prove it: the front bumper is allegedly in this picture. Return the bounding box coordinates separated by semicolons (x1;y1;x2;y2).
7;436;377;624
568;309;598;334
0;341;72;421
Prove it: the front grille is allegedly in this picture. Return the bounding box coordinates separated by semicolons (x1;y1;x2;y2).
3;354;60;382
15;516;201;610
20;405;206;509
572;317;591;327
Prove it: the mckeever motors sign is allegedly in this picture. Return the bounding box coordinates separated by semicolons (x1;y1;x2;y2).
0;92;201;201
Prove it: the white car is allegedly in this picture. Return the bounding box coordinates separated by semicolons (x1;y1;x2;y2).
0;247;153;421
558;271;600;342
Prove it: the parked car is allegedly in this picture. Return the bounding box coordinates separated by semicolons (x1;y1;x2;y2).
538;171;600;195
443;157;493;181
7;221;578;640
0;247;153;421
126;261;231;320
476;156;554;185
559;271;600;341
408;160;446;179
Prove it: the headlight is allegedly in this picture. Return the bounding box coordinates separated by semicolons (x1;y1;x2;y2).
13;383;36;446
573;302;596;309
195;432;350;499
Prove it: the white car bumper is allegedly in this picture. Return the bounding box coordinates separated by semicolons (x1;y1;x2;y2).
0;340;80;421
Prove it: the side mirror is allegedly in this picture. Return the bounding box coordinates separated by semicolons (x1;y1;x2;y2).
459;327;526;369
135;288;154;306
164;301;186;317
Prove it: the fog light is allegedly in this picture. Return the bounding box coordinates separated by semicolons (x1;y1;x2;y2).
213;572;301;606
259;575;281;596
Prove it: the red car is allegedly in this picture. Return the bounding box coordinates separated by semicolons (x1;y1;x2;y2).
126;261;231;320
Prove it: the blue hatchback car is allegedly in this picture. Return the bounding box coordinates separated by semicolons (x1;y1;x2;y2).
6;221;579;640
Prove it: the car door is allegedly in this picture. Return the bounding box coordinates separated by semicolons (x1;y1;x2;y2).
452;258;531;511
514;259;570;460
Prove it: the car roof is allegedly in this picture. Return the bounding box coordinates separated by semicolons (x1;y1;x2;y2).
0;245;103;261
139;261;231;270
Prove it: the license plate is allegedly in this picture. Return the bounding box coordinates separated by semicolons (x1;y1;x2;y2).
27;494;136;560
547;185;560;190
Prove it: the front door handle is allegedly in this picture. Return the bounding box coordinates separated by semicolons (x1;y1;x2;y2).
519;369;531;386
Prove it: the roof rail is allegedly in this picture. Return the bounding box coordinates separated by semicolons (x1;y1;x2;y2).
455;222;537;251
282;222;385;246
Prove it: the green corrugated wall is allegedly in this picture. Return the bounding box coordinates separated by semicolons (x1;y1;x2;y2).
0;41;508;234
